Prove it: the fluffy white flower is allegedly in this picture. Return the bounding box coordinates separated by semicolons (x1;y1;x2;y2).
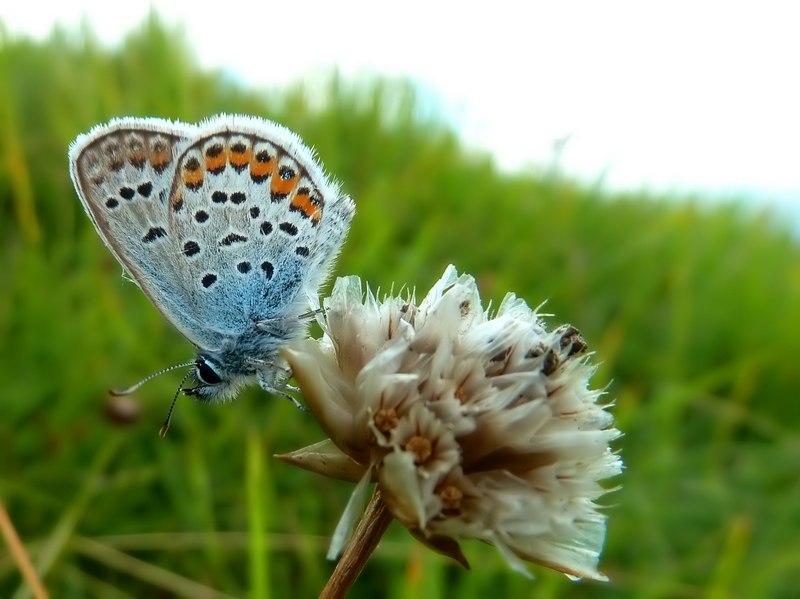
280;265;622;581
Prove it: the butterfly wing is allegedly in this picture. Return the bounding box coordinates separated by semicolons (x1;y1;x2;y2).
163;116;354;338
69;117;224;349
70;115;354;354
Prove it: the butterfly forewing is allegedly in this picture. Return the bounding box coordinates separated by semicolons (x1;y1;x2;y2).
69;120;211;344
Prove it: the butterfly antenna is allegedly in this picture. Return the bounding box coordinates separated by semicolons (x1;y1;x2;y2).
159;369;193;438
109;360;195;396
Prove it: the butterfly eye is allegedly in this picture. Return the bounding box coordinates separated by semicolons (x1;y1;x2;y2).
195;356;223;385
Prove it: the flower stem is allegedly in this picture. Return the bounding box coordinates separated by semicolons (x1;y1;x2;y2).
319;487;392;599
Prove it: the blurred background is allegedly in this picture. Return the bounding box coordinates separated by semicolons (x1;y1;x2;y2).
1;2;799;597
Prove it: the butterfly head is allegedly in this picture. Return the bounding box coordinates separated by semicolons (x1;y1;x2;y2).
184;354;251;402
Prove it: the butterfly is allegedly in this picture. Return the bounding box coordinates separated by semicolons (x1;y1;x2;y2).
69;115;354;421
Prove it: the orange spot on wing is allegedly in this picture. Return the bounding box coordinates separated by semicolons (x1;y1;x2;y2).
250;156;275;180
229;147;252;170
104;141;123;170
291;190;322;221
129;145;146;168
150;148;171;172
205;151;227;173
271;173;298;197
183;169;204;189
171;192;185;212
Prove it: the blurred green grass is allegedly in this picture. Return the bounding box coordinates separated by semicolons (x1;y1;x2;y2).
1;14;799;598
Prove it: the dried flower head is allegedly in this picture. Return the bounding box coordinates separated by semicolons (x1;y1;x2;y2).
280;265;622;581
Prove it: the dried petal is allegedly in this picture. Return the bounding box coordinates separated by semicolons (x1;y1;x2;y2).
275;439;368;483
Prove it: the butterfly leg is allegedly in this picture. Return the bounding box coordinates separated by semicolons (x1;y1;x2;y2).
256;368;305;410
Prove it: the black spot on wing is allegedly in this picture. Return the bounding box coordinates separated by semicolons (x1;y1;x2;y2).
220;233;248;246
279;222;298;236
137;182;153;197
142;227;167;243
184;240;200;257
201;273;217;288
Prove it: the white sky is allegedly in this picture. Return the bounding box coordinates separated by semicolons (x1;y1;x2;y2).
4;1;800;213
